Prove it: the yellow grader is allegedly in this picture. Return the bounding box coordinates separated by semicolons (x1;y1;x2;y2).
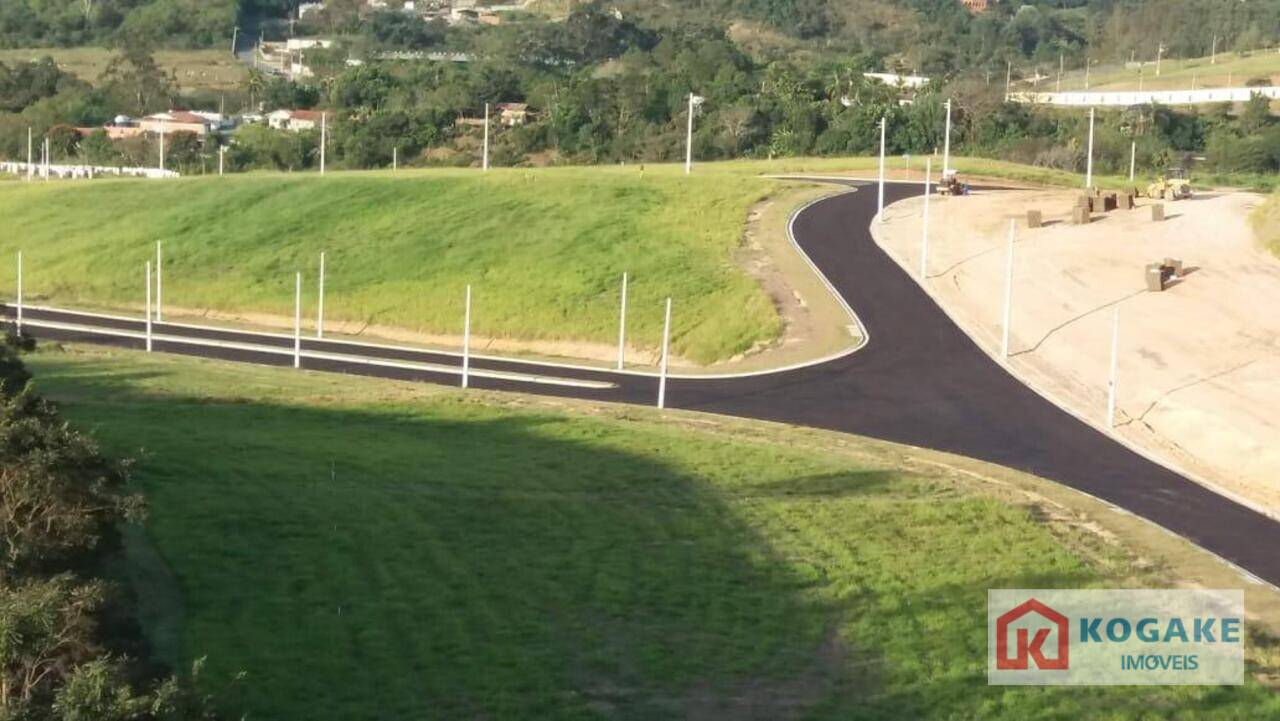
1146;167;1193;201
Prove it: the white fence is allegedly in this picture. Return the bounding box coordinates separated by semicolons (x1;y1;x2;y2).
1009;86;1280;107
0;161;179;180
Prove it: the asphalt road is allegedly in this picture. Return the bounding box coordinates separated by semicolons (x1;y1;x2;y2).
14;181;1280;586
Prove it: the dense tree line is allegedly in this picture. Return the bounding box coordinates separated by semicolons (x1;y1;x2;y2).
0;334;233;719
0;2;1275;178
0;0;237;49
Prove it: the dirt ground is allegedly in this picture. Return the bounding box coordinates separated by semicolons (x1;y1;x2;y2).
875;188;1280;517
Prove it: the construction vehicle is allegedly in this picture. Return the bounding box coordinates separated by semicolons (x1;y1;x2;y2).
938;169;968;196
1146;167;1193;201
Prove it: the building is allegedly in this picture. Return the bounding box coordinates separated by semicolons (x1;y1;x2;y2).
496;102;529;126
268;109;327;131
138;111;218;140
960;0;990;13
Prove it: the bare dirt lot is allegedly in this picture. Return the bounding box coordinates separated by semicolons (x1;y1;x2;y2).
875;188;1280;516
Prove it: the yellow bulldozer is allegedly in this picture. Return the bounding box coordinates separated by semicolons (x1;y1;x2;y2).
1147;167;1193;201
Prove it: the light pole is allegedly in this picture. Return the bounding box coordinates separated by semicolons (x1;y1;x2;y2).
1156;42;1165;76
1129;141;1137;182
15;252;22;334
1085;107;1095;189
231;26;239;56
145;262;153;353
320;112;327;175
1211;35;1218;65
942;99;952;177
1057;54;1063;93
159;119;166;172
25;128;31;182
877;115;886;222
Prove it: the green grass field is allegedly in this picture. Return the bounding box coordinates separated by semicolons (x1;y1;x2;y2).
0;47;246;92
1056;50;1280;92
28;343;1280;720
0;158;1111;365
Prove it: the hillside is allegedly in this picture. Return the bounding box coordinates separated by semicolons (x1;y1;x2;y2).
1055;50;1280;93
30;342;1280;720
0;164;786;365
0;158;1124;366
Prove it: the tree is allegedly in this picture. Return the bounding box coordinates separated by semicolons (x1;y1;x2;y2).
97;46;175;115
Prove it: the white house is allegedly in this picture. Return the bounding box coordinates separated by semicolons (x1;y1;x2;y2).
268;109;326;131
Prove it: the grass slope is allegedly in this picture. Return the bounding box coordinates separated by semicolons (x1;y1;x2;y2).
1059;50;1280;92
0;158;1114;365
29;343;1280;720
0;47;246;92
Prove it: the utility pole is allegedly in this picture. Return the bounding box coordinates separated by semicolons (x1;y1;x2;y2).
1086;107;1096;189
319;112;327;175
1156;42;1165;76
1129;141;1137;182
219;145;225;176
1085;58;1091;90
1005;60;1012;100
25;128;32;182
392;146;397;172
942;99;952;177
231;26;239;56
15;252;22;334
1057;54;1063;93
1211;35;1218;65
159;119;166;172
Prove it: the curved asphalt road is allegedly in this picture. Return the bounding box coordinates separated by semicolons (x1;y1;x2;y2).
14;181;1280;586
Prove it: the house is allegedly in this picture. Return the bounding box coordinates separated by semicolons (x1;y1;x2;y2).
268;109;327;131
496;102;529;126
138;111;217;140
960;0;991;12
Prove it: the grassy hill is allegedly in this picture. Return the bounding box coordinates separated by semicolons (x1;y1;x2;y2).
0;158;1109;366
30;342;1280;720
0;47;246;93
1057;50;1280;93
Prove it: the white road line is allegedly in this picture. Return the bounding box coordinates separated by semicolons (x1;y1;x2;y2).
22;319;616;390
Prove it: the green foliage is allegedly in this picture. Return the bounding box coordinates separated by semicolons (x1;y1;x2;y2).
0;0;237;50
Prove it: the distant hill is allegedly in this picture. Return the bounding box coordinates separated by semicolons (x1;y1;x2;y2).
618;0;1280;76
0;0;238;48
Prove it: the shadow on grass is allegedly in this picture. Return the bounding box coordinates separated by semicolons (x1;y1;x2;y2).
31;356;1280;721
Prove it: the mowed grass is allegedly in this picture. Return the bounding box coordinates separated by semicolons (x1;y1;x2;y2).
28;343;1280;720
0;47;246;91
0;166;785;364
0;158;1110;365
1060;50;1280;92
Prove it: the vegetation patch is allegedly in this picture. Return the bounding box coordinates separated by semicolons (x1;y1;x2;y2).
27;343;1280;720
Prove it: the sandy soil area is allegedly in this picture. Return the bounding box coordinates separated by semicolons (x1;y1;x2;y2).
875;188;1280;516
